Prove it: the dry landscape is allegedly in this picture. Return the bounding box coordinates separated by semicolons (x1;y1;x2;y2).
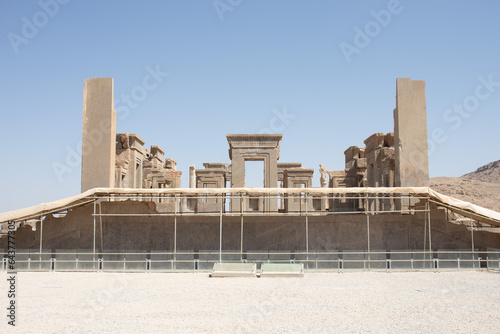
430;160;500;213
0;161;499;334
1;271;500;334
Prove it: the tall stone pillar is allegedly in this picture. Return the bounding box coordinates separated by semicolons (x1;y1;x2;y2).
81;78;116;192
394;78;429;187
189;165;196;188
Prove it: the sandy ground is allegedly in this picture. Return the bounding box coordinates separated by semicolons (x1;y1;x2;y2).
1;271;499;334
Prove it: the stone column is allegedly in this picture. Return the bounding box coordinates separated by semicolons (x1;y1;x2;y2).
81;78;116;192
394;78;429;187
189;165;196;188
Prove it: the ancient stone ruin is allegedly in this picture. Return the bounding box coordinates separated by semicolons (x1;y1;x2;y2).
80;78;431;212
1;77;499;272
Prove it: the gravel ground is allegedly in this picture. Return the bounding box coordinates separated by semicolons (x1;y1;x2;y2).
1;271;499;333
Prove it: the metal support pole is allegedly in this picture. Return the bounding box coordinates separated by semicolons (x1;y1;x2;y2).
174;195;177;264
93;198;97;270
423;199;427;255
365;193;369;214
240;193;244;262
427;198;432;269
305;193;309;268
366;208;371;268
470;215;475;268
365;193;371;269
219;193;223;263
99;202;104;255
39;215;43;264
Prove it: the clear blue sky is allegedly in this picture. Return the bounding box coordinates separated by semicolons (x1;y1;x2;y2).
0;0;499;213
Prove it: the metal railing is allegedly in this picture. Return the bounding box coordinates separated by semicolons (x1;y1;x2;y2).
2;249;499;273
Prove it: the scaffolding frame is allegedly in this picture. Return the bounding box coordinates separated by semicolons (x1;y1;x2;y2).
4;188;498;272
80;191;436;271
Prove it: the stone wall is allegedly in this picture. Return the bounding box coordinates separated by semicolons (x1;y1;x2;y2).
3;201;498;252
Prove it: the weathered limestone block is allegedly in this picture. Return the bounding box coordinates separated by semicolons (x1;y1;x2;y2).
394;78;429;187
165;158;177;170
364;132;395;211
328;170;347;188
144;170;182;189
117;133;130;149
196;168;226;212
115;133;146;188
384;132;394;147
342;146;367;189
276;163;302;210
277;163;302;184
346;157;367;171
344;146;360;163
283;168;314;212
364;133;386;154
81;78;116;192
203;162;232;185
196;169;226;188
150;145;165;168
142;145;182;190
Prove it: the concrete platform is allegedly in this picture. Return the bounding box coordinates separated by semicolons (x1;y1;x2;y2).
210;262;257;277
260;262;304;277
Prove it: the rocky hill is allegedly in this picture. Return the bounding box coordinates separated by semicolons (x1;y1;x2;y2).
462;160;500;183
430;160;500;213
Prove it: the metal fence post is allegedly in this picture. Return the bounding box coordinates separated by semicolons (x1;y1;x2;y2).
219;193;223;263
